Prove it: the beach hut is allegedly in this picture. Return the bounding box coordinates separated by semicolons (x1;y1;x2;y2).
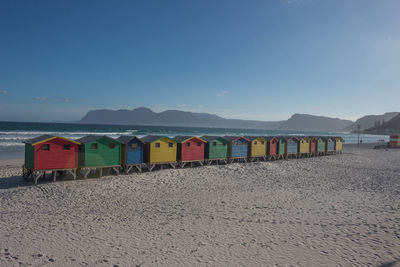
299;137;311;157
334;136;343;154
23;135;80;184
389;134;400;148
317;137;326;156
141;135;177;171
201;136;229;165
266;136;279;160
245;136;267;161
76;135;121;178
174;136;206;167
310;137;318;156
223;136;250;163
326;136;336;155
276;136;287;159
286;136;300;158
116;136;144;173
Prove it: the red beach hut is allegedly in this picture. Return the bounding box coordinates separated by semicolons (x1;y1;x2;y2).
23;135;80;184
174;136;207;167
266;137;279;160
310;137;318;156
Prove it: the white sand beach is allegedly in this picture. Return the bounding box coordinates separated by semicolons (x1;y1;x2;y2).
0;144;399;266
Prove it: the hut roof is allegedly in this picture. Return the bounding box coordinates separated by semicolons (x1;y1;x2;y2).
244;136;266;141
75;135;118;144
200;136;228;142
141;135;176;143
265;136;278;141
24;135;80;145
116;135;144;144
223;136;250;142
274;136;299;141
173;135;206;143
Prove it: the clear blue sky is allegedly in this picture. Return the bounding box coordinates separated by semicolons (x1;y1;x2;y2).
0;0;399;122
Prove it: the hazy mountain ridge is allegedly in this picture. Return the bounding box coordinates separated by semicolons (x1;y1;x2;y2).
363;114;400;134
344;112;399;132
278;113;353;132
80;107;354;131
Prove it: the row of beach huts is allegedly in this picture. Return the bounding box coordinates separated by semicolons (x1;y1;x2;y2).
23;134;343;185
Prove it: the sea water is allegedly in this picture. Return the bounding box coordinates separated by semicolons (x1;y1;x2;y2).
0;121;389;159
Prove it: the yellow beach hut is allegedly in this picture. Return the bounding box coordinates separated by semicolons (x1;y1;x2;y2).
299;137;311;157
141;135;177;171
334;137;343;154
244;136;267;161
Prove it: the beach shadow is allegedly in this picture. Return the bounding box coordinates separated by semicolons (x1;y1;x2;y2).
0;175;32;190
378;259;400;267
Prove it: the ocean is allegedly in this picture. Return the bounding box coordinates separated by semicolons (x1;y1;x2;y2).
0;121;389;159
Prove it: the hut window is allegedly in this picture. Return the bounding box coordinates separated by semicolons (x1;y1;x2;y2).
63;144;71;150
168;143;173;147
222;142;226;146
109;143;116;149
91;143;98;150
197;142;201;146
213;142;217;146
261;141;265;145
155;143;160;148
131;143;138;149
186;142;190;147
234;141;238;146
42;144;50;151
254;141;257;145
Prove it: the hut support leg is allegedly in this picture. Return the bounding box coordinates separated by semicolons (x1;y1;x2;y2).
126;166;132;174
181;162;186;168
33;172;39;185
135;165;142;173
170;163;176;169
112;167;119;176
52;171;57;182
82;169;90;179
98;168;102;177
199;161;203;166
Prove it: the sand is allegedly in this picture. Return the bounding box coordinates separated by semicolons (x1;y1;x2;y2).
0;145;399;266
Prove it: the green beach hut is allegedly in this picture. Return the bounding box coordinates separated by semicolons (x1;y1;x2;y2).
201;136;229;165
76;135;121;178
317;137;326;156
276;136;287;159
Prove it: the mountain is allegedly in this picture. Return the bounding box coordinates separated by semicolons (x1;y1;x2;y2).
80;107;284;130
277;113;353;132
363;114;400;134
343;112;399;132
80;107;353;131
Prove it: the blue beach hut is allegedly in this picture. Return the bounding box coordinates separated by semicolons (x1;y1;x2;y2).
117;136;144;173
223;136;250;163
286;136;300;158
326;137;335;155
